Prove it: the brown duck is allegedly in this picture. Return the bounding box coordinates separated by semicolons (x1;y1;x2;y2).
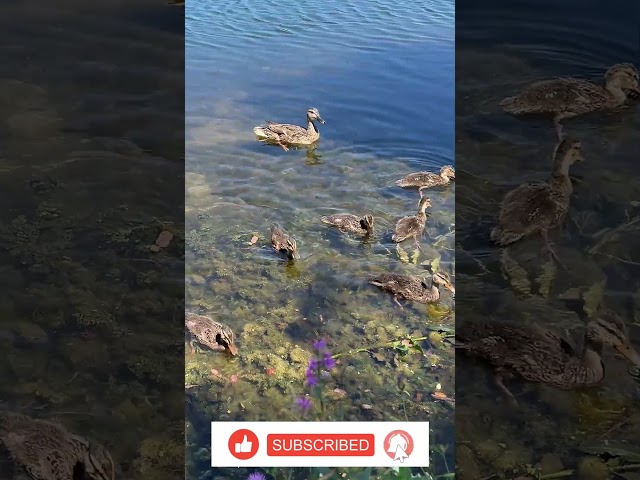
392;197;431;249
456;311;640;406
185;311;238;356
500;63;640;139
320;213;374;236
270;226;300;260
490;137;584;264
0;411;115;480
395;165;455;198
369;271;455;308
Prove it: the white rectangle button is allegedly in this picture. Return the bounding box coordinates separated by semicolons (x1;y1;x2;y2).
211;421;429;468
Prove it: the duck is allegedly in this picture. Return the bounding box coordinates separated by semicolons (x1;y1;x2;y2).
456;310;640;406
500;63;640;139
490;137;584;264
369;271;455;308
270;226;300;260
0;411;115;480
392;197;431;249
253;108;325;151
395;165;455;198
320;213;374;236
185;311;238;356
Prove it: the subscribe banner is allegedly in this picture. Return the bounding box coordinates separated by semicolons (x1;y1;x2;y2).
211;421;429;467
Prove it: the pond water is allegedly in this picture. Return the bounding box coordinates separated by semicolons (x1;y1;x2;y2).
0;2;184;480
456;0;640;477
185;1;455;479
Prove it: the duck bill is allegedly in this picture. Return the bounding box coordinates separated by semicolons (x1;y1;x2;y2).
227;342;238;356
617;343;640;367
445;283;455;295
317;117;325;124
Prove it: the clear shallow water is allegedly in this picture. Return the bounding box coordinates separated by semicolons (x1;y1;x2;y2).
456;1;640;477
186;0;455;478
0;2;184;479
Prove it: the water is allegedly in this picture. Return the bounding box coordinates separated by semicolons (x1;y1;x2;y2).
186;1;455;478
456;1;640;477
0;3;184;479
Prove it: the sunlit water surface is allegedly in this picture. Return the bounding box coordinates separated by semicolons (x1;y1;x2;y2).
186;0;455;478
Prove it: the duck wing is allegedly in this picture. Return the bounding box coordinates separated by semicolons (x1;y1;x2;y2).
500;78;609;115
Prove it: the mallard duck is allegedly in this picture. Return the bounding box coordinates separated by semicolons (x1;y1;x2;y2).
270;226;300;260
395;165;455;198
456;311;640;406
253;108;325;151
500;63;640;139
392;197;431;249
0;411;115;480
185;311;238;356
490;138;584;264
320;213;374;236
369;271;454;308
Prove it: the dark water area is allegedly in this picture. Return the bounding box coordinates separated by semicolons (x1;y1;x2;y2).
456;0;640;478
0;2;184;479
186;1;454;479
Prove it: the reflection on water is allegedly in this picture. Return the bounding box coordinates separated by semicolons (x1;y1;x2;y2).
0;3;184;479
456;0;640;478
186;0;454;478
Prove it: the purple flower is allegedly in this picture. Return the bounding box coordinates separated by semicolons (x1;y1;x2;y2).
305;366;318;386
247;474;266;480
295;396;312;415
323;351;336;370
313;339;327;351
308;358;319;370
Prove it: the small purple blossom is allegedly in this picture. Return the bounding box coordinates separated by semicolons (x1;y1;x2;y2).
247;473;266;480
313;339;327;351
306;367;318;386
323;351;336;370
295;395;312;415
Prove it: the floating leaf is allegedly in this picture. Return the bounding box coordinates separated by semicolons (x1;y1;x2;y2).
583;280;605;318
432;391;452;402
535;260;557;298
155;230;173;248
430;255;441;273
501;249;531;296
361;404;373;410
558;287;582;300
396;244;409;264
411;248;420;264
372;352;385;362
249;235;259;245
149;244;161;253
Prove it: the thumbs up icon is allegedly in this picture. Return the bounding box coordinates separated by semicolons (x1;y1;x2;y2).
228;429;259;460
235;435;253;454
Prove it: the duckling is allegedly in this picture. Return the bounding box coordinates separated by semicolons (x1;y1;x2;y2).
369;271;454;308
0;411;115;480
395;165;455;198
320;213;374;236
185;311;238;356
490;138;584;264
253;108;325;151
456;310;640;406
270;226;300;260
392;197;431;249
500;63;640;139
